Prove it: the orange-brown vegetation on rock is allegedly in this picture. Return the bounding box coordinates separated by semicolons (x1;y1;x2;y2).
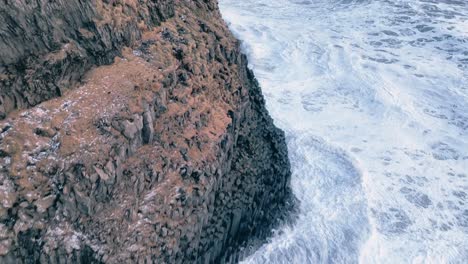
0;0;292;263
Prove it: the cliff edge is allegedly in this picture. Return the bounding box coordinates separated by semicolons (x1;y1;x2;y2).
0;0;293;263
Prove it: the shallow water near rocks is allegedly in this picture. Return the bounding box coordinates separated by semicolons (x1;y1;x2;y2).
219;0;468;263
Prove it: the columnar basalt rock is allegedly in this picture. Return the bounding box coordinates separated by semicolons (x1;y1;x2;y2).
0;0;175;118
0;0;293;263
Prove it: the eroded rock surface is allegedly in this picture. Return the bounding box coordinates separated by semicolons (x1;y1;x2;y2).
0;0;293;263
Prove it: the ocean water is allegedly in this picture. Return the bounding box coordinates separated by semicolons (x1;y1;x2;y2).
218;0;468;263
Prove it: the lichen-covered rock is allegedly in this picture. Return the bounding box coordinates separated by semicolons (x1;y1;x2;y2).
0;0;293;263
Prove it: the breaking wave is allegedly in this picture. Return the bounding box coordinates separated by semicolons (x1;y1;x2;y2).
220;0;468;263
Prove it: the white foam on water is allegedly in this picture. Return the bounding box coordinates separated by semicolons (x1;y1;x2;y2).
219;0;468;263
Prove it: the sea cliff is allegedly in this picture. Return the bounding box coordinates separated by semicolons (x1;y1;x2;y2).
0;0;293;262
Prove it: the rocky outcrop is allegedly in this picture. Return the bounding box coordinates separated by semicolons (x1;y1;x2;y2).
0;0;174;118
0;0;293;263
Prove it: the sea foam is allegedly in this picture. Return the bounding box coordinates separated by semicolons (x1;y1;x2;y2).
219;0;468;263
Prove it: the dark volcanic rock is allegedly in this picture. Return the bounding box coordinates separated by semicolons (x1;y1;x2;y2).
0;0;175;118
0;0;293;263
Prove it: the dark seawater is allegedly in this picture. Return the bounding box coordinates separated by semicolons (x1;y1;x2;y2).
219;0;468;263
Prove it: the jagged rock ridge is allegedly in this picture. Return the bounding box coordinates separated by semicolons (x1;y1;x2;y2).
0;0;293;263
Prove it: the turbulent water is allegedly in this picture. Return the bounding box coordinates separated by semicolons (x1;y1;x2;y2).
219;0;468;263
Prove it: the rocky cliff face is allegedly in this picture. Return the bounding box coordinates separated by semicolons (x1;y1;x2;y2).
0;0;293;263
0;0;174;118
